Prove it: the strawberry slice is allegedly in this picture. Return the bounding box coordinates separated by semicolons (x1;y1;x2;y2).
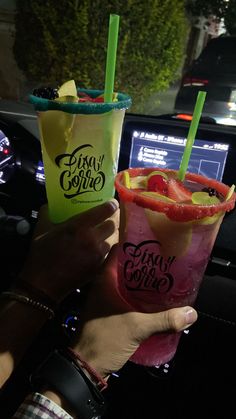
167;178;192;202
147;172;168;195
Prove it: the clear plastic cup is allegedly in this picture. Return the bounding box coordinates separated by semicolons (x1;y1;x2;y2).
30;89;131;222
115;167;235;366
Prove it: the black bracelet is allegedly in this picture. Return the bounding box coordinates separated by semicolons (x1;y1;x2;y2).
0;291;55;319
13;279;58;310
30;350;106;419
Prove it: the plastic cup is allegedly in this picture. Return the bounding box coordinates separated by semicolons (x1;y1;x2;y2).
30;89;131;222
115;167;235;366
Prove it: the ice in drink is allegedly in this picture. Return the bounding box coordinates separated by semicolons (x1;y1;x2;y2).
115;167;235;366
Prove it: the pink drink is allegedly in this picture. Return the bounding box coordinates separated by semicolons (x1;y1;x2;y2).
115;168;235;366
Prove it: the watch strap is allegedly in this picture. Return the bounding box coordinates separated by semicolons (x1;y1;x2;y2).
30;350;106;419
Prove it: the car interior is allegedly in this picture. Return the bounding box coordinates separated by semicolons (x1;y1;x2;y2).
0;110;236;418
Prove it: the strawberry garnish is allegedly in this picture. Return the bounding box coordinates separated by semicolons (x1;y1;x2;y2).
78;92;104;103
147;172;168;195
167;178;192;202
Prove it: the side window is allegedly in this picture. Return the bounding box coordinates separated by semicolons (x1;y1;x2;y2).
195;45;218;71
218;50;236;73
194;39;235;73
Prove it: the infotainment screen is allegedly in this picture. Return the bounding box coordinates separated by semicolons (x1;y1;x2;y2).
129;129;229;181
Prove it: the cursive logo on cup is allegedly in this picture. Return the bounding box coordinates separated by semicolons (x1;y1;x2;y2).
123;240;175;293
55;144;105;199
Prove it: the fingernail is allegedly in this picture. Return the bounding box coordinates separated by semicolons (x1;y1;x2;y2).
184;308;197;326
108;198;119;211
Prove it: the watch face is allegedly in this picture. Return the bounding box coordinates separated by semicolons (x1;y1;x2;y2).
62;311;80;336
60;288;87;338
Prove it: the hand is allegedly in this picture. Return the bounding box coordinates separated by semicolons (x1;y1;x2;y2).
72;245;198;377
20;200;119;303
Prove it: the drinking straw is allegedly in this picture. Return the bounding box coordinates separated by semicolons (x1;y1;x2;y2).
178;91;207;181
104;14;120;103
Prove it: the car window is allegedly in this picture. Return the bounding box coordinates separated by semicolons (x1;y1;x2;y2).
195;38;236;73
0;2;236;126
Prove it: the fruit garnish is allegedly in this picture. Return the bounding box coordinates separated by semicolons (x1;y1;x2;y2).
55;95;78;103
195;213;222;225
78;91;117;103
78;91;103;103
196;185;235;226
191;192;220;205
225;184;235;201
39;80;77;159
130;176;146;189
147;170;168;180
201;187;220;198
58;79;77;98
141;191;175;203
115;169;236;222
167;178;192;202
123;171;130;188
32;86;59;100
147;171;168;194
144;208;192;257
192;191;223;224
79;96;104;103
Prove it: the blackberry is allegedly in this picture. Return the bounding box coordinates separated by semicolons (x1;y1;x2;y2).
32;86;59;100
202;187;220;198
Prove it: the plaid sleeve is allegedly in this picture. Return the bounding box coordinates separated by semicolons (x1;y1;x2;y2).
12;392;73;419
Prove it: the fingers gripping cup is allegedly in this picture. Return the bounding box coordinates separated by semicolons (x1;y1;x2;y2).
30;88;131;223
115;168;236;367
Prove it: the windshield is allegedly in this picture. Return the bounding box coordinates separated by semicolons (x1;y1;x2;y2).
0;0;236;126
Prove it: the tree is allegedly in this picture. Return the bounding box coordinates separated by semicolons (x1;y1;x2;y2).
13;0;188;112
187;0;236;35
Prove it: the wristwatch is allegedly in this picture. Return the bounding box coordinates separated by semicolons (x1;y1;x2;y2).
30;349;106;419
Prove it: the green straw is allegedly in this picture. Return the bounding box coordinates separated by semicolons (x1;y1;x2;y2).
178;90;207;181
104;14;120;103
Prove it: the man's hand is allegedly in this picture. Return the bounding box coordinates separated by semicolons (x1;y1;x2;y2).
21;200;119;303
72;245;198;377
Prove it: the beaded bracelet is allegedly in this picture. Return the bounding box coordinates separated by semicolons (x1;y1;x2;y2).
66;346;108;391
13;279;58;310
0;291;55;319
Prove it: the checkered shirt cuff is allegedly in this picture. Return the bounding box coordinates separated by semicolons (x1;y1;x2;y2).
12;392;73;418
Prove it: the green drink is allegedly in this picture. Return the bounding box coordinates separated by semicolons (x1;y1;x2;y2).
30;87;131;222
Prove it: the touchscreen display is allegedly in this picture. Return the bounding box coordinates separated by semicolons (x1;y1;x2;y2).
129;130;229;181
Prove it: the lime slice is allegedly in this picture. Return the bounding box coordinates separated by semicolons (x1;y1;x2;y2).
225;184;235;201
142;187;192;257
130;176;146;189
39;110;74;161
41;80;77;154
123;171;131;188
195;213;223;225
191;191;221;224
55;95;78;103
141;191;175;203
144;208;192;257
147;170;169;181
192;192;220;205
58;80;77;98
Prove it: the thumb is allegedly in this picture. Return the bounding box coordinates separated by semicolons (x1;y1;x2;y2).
139;306;198;340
